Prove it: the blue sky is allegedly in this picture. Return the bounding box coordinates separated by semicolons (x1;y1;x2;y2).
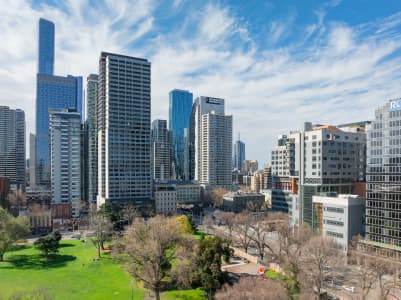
1;0;401;165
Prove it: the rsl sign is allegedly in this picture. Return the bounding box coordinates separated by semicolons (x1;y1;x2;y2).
389;99;401;112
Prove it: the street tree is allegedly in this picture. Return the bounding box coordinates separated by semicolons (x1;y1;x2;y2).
0;207;30;261
215;277;288;300
299;236;344;297
232;212;254;253
214;211;236;240
90;214;113;258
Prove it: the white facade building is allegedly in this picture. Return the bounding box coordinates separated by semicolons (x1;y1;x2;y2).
49;109;81;217
313;194;365;251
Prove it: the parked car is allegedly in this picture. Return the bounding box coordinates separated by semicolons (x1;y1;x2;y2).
84;232;95;238
71;233;81;239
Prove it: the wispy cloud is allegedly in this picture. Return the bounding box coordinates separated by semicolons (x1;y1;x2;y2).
1;0;401;164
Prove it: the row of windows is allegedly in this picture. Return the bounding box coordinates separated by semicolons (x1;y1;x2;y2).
326;231;343;238
325;219;344;226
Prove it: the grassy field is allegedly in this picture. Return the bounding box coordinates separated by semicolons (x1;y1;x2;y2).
0;240;205;300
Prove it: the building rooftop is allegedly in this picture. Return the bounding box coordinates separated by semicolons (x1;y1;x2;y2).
313;194;365;206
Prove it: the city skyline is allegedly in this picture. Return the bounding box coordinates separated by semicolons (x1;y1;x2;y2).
2;1;401;165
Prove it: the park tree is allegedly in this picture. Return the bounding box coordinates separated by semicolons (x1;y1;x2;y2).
299;236;344;297
215;277;288;300
173;215;195;234
121;203;139;226
0;207;30;262
118;216;183;300
34;232;62;258
196;235;232;300
90;214;113;258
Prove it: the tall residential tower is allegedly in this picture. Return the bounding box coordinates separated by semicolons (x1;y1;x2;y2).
86;74;98;204
0;107;26;187
190;96;232;187
97;52;151;206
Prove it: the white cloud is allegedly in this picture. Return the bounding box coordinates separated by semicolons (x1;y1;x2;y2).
1;0;401;165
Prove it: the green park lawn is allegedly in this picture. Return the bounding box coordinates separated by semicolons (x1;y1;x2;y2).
0;240;205;300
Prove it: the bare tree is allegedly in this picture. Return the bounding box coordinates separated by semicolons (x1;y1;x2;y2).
215;277;288;300
214;211;236;240
121;203;139;226
349;236;401;300
299;236;344;297
232;212;254;253
90;214;113;258
209;188;229;207
118;216;182;300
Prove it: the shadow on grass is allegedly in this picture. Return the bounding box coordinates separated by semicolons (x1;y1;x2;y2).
8;244;28;252
59;243;75;248
3;254;76;270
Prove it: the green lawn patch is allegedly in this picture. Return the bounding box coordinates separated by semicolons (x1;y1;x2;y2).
162;288;206;300
0;240;145;300
265;269;287;281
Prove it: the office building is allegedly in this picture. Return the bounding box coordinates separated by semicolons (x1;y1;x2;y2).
29;134;36;188
262;164;272;189
35;18;83;187
299;123;366;225
233;136;245;171
152;119;172;180
365;99;401;248
38;18;54;75
169;89;193;180
0;106;26;187
49;109;81;217
271;134;296;177
86;74;98;203
97;52;151;206
313;194;365;251
270;123;366;225
153;180;201;213
223;191;265;212
242;159;258;174
190;96;232;187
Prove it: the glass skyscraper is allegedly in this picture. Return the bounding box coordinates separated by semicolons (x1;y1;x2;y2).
169;89;193;180
366;99;401;248
38;18;55;75
233;138;245;171
35;18;83;187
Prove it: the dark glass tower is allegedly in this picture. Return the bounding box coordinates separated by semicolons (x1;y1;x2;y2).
38;18;55;75
233;137;245;171
169;89;193;180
